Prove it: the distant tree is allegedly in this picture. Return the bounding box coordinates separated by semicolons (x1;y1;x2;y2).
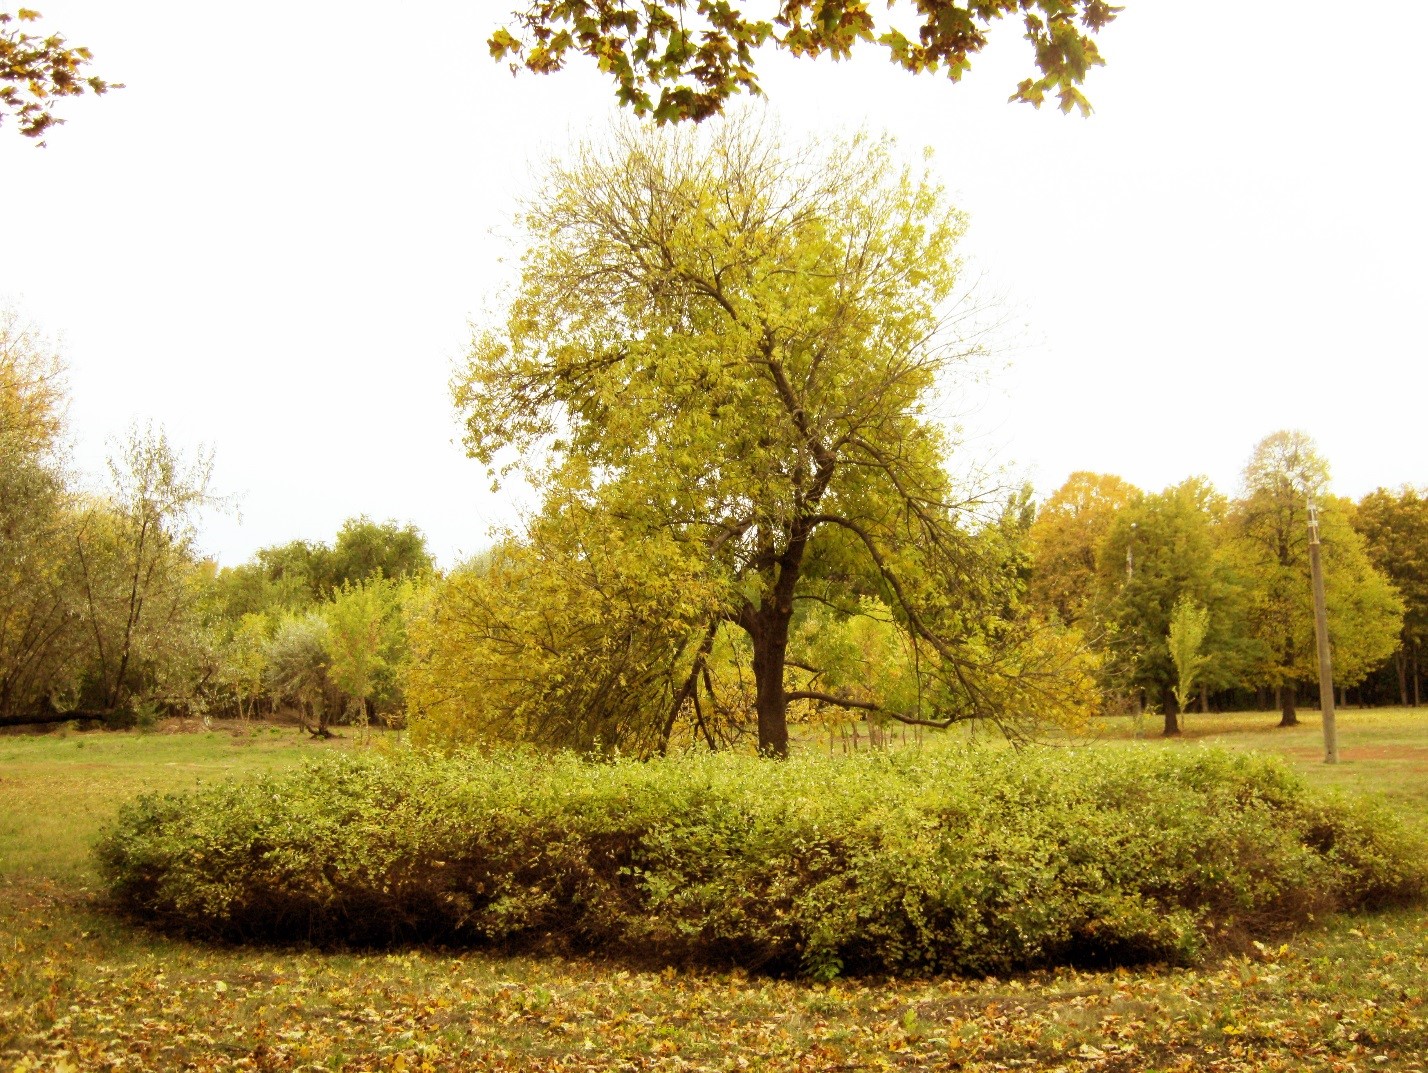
254;540;330;604
216;612;270;720
70;426;217;715
1;9;117;142
491;0;1120;123
322;516;434;592
1026;471;1140;627
2;311;220;725
211;518;432;620
446;119;1095;757
1228;431;1402;726
263;612;335;736
1354;486;1428;705
208;548;317;617
322;576;410;725
1166;595;1209;731
1097;477;1253;734
0;303;63;449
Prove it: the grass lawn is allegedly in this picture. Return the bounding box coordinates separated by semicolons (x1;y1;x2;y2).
1090;706;1428;839
2;713;1427;1072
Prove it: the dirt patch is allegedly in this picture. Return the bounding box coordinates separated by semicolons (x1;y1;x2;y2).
152;713;306;735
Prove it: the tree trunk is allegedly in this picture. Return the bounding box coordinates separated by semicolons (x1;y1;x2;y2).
1278;682;1298;727
1396;648;1409;706
1199;684;1209;714
740;516;815;759
1414;642;1421;708
749;612;791;758
1161;685;1181;737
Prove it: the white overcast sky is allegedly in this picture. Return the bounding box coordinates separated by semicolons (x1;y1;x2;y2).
3;2;1424;568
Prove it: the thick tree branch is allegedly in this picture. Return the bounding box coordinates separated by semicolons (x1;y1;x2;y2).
785;688;964;729
803;512;965;670
0;705;106;728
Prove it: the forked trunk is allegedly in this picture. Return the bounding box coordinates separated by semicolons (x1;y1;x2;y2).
739;519;814;759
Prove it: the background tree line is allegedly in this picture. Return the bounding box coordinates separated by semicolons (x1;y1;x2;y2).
1;305;434;731
1022;430;1419;734
6;300;1422;746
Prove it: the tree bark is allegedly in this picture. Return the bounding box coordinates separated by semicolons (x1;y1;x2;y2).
1161;685;1181;737
1396;649;1409;706
739;513;815;759
1278;682;1298;727
749;612;791;758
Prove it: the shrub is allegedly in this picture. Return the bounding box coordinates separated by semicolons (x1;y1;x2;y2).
95;747;1426;978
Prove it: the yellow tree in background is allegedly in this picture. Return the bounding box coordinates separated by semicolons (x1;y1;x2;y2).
1229;431;1401;726
1026;471;1140;627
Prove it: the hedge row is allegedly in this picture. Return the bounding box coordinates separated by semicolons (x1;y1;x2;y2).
95;746;1426;978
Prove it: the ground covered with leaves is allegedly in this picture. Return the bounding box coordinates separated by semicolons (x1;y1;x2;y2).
3;715;1428;1071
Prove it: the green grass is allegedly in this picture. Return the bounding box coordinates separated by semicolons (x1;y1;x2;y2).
2;713;1427;1071
1090;706;1428;838
0;721;360;884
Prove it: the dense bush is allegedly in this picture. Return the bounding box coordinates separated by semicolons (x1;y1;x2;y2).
95;747;1426;978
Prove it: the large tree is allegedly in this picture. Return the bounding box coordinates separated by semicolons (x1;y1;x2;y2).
1228;431;1401;727
491;0;1120;122
447;120;1093;757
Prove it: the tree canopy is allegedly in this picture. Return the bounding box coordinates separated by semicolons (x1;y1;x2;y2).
1229;431;1401;725
1096;477;1251;731
425;119;1095;757
210;516;434;620
1025;470;1140;627
5;2;1117;145
1;8;116;142
491;0;1121;122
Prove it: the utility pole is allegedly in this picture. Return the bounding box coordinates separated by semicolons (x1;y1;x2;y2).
1126;522;1141;720
1308;499;1338;764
